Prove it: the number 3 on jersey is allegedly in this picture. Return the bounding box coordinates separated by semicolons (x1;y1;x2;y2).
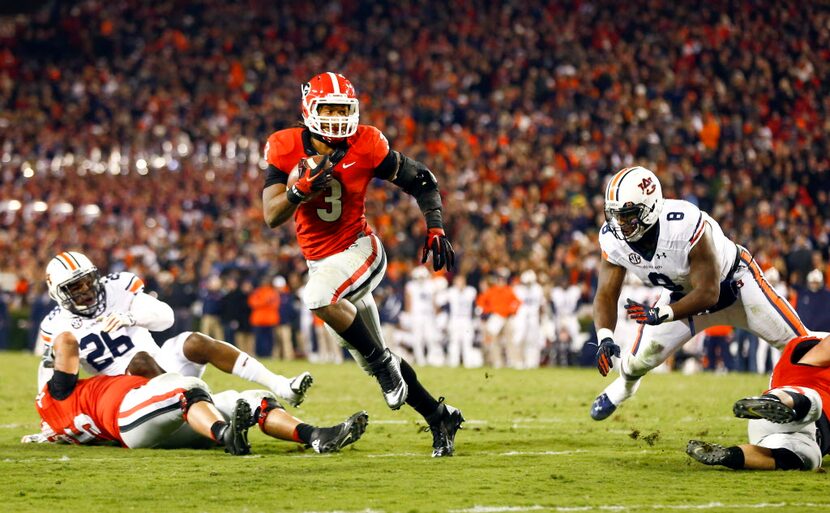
80;332;135;372
317;179;342;222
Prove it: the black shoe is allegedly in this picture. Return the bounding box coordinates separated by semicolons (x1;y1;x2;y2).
368;349;408;410
733;396;797;424
686;440;731;466
223;398;253;456
428;399;464;458
309;411;369;453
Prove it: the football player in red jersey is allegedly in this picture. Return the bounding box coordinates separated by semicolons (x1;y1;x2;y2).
262;72;463;457
34;331;253;454
687;332;830;470
31;331;369;454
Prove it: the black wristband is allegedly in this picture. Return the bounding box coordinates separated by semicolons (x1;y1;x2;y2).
48;370;79;400
286;186;304;205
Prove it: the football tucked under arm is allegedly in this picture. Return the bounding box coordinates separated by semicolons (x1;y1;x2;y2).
286;155;333;204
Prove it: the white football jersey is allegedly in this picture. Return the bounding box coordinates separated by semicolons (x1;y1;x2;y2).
38;272;160;376
599;199;737;294
514;283;544;321
444;285;477;320
405;279;437;317
551;285;582;316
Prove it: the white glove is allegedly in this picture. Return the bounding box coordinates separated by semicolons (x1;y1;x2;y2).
97;312;136;332
21;432;51;444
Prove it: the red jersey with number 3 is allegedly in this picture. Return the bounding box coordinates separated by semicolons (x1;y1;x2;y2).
770;335;830;416
265;126;391;260
36;374;148;445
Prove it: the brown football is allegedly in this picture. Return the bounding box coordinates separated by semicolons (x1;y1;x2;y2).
287;155;330;201
288;155;329;186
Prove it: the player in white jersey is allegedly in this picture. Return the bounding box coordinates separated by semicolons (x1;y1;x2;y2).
443;274;481;368
404;266;441;366
550;276;583;358
37;252;313;407
591;167;808;420
512;270;545;369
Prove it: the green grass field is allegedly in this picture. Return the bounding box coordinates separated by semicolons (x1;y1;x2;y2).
1;351;828;513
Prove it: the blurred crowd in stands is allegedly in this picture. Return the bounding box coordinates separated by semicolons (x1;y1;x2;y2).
1;1;828;369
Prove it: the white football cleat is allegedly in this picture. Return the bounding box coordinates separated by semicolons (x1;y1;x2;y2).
284;372;314;407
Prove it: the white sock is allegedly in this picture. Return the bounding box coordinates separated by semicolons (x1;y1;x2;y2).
605;376;640;405
232;353;292;398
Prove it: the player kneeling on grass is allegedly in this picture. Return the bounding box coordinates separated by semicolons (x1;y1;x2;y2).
29;332;368;455
687;332;830;470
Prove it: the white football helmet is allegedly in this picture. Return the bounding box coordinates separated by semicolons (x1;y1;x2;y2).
604;166;664;242
301;72;359;140
411;266;430;280
45;251;105;317
520;270;537;284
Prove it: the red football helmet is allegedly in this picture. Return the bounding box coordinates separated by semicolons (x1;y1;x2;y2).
301;72;360;140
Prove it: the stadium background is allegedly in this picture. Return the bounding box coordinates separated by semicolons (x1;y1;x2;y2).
3;2;830;512
1;0;829;362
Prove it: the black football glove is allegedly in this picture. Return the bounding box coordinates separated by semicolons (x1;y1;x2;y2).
422;227;455;271
596;337;621;377
286;155;333;204
625;299;671;325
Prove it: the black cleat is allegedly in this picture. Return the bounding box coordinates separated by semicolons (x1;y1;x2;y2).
309;411;369;453
223;398;253;455
368;349;408;410
429;399;465;458
686;440;731;466
733;396;797;424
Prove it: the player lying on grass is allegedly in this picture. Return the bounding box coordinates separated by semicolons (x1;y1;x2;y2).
38;251;312;407
29;331;368;454
687;332;830;470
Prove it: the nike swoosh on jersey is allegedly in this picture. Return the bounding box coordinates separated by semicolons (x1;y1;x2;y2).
342;162;356;168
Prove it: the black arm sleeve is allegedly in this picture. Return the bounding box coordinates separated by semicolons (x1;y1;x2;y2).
47;370;79;400
263;164;289;189
373;150;399;180
385;151;444;229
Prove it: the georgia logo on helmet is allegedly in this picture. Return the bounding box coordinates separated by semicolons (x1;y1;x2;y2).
45;251;106;317
301;72;359;141
604;166;664;242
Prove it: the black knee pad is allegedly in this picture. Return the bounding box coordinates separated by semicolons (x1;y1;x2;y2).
770;447;805;470
255;397;284;429
181;387;213;417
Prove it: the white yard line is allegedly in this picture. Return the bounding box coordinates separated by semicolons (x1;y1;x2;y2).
300;509;385;513
498;450;586;456
450;503;830;513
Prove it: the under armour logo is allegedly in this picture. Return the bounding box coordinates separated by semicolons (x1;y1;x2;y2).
655;252;667;259
638;177;656;195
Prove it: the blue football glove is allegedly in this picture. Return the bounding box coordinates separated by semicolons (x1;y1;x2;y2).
625;299;671;325
596;337;621;377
